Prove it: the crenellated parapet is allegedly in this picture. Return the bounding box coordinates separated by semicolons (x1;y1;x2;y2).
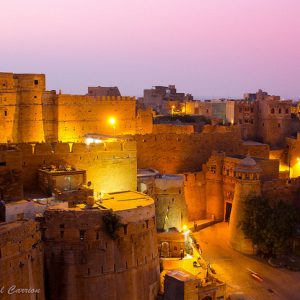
1;141;137;194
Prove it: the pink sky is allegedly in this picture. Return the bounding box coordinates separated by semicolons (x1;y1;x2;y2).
1;0;300;98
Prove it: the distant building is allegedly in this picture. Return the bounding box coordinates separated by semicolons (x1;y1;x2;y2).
143;85;193;114
87;86;121;96
164;269;226;300
226;89;292;147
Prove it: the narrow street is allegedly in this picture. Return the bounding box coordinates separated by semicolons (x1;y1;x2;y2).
193;222;300;300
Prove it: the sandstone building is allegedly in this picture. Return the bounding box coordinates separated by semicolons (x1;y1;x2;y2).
142;85;193;114
0;72;152;144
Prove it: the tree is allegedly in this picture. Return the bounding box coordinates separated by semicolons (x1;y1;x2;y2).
242;196;298;257
102;211;122;240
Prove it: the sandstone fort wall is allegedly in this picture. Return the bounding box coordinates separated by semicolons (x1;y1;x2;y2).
42;208;159;300
16;141;137;194
56;94;137;142
136;127;243;174
183;172;206;221
0;220;45;300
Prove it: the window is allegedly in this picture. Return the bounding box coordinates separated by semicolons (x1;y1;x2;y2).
278;123;281;128
79;230;85;241
0;162;6;166
271;108;275;114
17;213;24;220
210;165;216;174
34;80;39;85
250;107;254;113
279;108;282;114
4;111;7;117
250;119;254;124
239;107;242;113
285;108;289;114
239;119;242;124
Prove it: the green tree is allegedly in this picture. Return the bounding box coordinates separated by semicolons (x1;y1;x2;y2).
242;196;298;257
102;211;122;240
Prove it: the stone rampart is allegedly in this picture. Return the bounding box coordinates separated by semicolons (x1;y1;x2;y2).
42;207;159;300
182;172;206;221
57;94;137;141
16;141;137;194
0;220;45;300
136;126;242;174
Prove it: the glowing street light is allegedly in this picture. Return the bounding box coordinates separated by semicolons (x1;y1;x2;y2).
108;117;116;136
171;105;175;116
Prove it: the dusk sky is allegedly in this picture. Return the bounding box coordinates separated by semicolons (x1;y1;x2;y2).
1;0;300;98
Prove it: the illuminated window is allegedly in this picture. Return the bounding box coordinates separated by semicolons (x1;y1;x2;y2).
210;165;216;174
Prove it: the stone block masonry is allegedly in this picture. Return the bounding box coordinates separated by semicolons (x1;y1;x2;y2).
19;141;137;194
0;220;45;300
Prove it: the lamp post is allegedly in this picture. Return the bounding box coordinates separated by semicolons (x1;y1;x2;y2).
108;117;116;136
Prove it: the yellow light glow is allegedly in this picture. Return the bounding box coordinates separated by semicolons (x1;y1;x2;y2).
108;117;116;125
279;164;289;172
172;105;175;109
86;137;93;145
85;137;102;145
182;224;187;231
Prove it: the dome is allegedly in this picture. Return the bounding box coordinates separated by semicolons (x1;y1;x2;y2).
239;155;257;167
234;154;262;174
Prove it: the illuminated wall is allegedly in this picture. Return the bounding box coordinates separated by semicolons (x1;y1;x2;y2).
287;133;300;178
0;72;153;144
136;125;243;174
56;94;137;142
19;141;137;194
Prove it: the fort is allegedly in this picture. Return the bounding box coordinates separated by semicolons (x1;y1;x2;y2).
0;72;152;143
41;191;159;300
1;71;300;299
0;140;137;196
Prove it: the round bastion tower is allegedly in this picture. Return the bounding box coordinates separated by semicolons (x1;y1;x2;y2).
228;155;262;254
41;192;160;300
14;74;46;142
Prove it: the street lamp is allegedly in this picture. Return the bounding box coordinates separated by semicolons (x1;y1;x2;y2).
171;105;175;116
108;117;116;136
